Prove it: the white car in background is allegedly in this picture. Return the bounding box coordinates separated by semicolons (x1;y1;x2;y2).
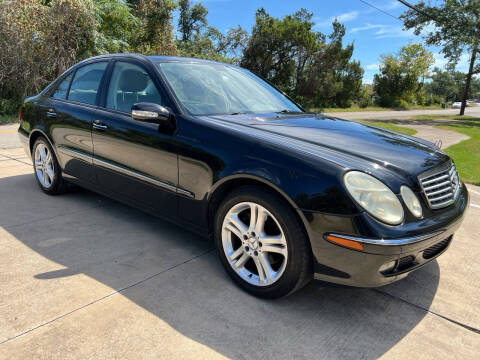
452;102;463;109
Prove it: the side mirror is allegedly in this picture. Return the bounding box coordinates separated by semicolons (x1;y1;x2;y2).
131;103;170;123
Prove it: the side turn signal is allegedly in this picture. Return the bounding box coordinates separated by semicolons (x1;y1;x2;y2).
325;234;364;251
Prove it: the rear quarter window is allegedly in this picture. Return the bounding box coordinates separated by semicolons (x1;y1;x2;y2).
52;73;73;99
68;62;108;106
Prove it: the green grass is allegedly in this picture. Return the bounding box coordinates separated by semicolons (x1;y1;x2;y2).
318;106;389;113
357;120;418;135
410;114;480;121
409;104;444;110
0;114;19;125
314;104;444;113
435;123;480;185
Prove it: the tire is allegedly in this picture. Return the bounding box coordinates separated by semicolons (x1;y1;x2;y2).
214;186;312;298
32;136;68;195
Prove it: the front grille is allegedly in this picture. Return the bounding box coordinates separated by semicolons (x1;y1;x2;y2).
423;236;451;259
418;162;460;209
397;255;415;271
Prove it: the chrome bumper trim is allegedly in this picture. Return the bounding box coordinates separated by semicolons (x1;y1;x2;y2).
326;230;445;246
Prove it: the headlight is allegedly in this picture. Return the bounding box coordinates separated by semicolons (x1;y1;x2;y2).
400;185;423;218
344;171;404;225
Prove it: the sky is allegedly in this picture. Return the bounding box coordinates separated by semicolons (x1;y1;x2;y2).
190;0;471;84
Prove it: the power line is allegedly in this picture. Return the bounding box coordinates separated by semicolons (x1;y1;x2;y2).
358;0;401;21
397;0;437;21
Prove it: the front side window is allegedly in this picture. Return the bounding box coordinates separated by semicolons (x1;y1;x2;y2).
106;62;163;113
156;62;301;116
68;62;108;105
52;73;73;99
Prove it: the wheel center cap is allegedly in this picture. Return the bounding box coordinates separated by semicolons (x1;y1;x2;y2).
248;237;258;250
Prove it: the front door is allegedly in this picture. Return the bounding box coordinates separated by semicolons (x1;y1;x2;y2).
92;60;179;217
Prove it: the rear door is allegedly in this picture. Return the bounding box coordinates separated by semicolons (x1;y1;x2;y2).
47;61;109;183
91;60;180;217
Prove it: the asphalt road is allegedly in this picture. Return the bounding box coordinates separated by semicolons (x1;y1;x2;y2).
0;127;479;359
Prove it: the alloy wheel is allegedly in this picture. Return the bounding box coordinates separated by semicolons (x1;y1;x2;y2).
221;202;288;286
34;143;55;189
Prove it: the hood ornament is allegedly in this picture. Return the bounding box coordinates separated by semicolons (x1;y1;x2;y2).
434;139;442;150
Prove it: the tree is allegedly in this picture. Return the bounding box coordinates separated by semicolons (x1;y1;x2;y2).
400;0;480;115
42;0;98;76
0;0;97;100
94;0;139;54
426;68;480;103
240;8;363;108
178;0;208;43
425;68;458;102
335;61;364;108
208;26;249;63
241;8;319;96
127;0;177;55
358;84;375;108
373;43;434;107
296;21;364;108
176;0;248;63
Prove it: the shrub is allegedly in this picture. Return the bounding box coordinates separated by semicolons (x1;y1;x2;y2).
0;0;97;98
394;99;410;110
0;98;21;115
358;86;374;108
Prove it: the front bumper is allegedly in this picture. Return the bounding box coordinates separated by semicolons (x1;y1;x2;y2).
306;183;469;287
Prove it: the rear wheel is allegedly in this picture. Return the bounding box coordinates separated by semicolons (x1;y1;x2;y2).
215;186;312;298
32;137;68;195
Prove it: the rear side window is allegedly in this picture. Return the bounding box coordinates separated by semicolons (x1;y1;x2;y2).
52;73;73;99
68;62;108;105
106;62;163;113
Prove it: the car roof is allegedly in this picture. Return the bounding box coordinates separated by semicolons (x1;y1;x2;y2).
41;53;240;96
78;53;233;66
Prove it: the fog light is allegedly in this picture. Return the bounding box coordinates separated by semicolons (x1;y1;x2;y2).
379;260;396;274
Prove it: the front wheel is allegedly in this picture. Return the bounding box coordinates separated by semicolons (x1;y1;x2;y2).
214;186;312;298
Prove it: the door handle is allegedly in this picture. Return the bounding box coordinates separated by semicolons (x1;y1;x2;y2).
93;120;108;130
47;109;56;118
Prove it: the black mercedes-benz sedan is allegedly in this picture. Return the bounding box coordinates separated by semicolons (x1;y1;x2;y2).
18;54;469;298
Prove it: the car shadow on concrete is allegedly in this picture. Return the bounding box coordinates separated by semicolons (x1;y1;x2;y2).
2;174;440;359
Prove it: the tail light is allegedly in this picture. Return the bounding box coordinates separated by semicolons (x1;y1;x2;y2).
19;106;23;122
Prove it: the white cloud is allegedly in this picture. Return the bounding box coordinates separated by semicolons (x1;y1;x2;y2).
315;11;359;27
365;63;380;70
384;1;402;10
336;11;359;23
350;23;415;39
351;23;384;33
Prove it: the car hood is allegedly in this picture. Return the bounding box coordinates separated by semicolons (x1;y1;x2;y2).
204;112;450;181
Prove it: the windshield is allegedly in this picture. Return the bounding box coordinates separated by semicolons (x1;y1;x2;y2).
156;61;302;116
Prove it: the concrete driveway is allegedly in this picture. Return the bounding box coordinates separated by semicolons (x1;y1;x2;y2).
0;129;479;359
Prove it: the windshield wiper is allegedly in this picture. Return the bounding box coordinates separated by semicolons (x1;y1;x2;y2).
229;112;247;115
275;109;295;113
